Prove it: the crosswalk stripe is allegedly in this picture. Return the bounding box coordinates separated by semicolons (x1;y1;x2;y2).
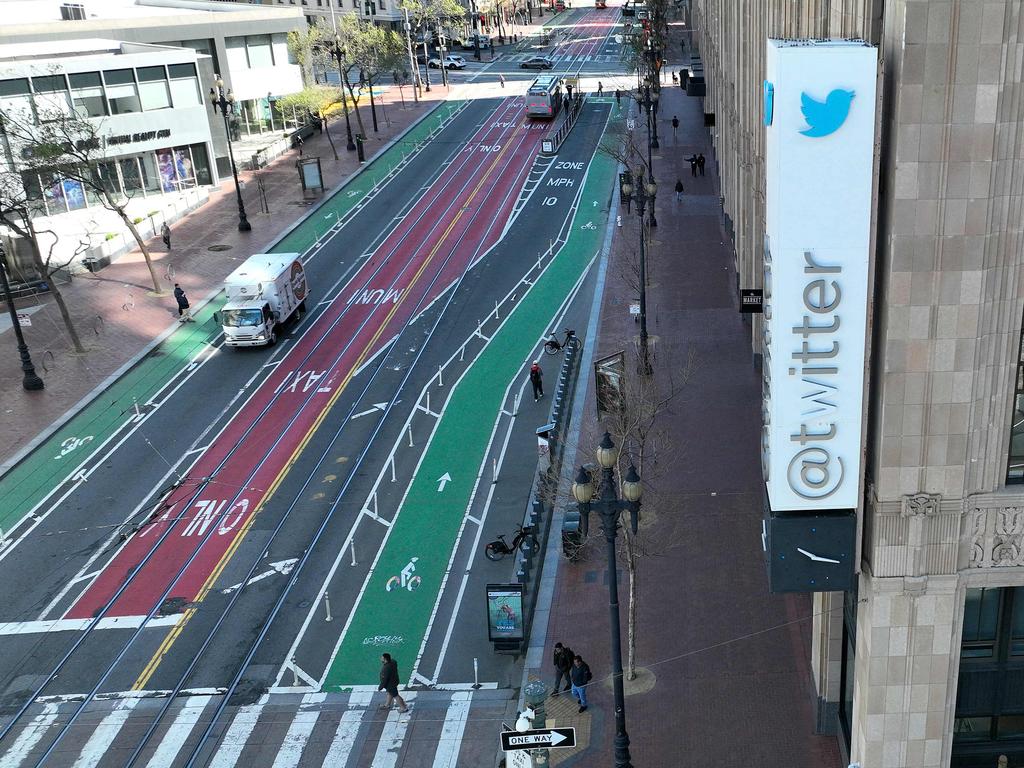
369;692;417;768
207;703;262;768
321;691;372;767
146;695;213;768
2;703;60;766
270;693;326;768
431;692;472;768
71;698;139;768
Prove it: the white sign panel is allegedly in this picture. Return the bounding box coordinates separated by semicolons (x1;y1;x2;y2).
762;39;877;512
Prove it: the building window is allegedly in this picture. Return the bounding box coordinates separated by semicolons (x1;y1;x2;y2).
0;78;35;127
225;36;249;72
103;69;141;114
31;75;72;121
954;587;1024;766
168;63;201;107
962;588;1000;659
246;34;275;68
69;72;107;118
137;66;171;111
1007;308;1024;483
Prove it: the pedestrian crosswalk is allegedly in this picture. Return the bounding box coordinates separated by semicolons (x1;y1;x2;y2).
0;689;516;768
505;52;622;64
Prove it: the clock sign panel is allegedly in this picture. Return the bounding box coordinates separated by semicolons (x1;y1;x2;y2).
763;510;856;593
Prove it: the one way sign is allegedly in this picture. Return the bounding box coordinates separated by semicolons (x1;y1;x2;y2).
500;727;576;751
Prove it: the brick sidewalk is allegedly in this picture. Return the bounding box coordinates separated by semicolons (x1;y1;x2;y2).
538;55;845;768
0;85;469;467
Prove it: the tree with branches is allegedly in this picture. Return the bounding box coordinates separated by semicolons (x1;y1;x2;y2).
335;16;406;135
276;86;344;160
1;101;164;294
0;168;86;353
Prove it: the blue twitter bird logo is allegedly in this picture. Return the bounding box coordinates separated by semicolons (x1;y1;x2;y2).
799;89;855;137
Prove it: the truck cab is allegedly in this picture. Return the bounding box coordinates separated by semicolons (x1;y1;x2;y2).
221;300;277;346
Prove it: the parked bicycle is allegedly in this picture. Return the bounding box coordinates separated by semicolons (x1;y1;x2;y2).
543;328;582;356
485;523;540;561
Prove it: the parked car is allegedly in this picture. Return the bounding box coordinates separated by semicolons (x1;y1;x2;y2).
520;56;555;70
429;55;466;69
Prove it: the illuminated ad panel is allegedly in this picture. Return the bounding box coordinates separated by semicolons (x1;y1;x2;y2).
762;39;877;512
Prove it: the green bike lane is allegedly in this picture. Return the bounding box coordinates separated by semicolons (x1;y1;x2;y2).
0;102;464;537
323;150;617;688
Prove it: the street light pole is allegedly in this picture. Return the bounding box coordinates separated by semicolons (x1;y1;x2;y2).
635;180;653;373
572;433;641;768
209;77;251;232
333;39;357;150
0;245;44;391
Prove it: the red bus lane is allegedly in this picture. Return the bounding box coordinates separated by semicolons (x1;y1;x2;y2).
66;99;546;621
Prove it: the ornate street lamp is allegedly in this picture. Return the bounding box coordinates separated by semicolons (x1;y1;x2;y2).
0;244;43;391
571;432;642;768
209;77;251;232
332;37;357;151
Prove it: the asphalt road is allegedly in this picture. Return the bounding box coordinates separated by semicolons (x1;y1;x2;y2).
0;8;623;766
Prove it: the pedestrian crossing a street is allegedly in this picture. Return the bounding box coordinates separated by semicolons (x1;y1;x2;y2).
0;689;516;768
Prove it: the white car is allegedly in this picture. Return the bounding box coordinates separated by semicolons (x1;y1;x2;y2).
428;55;466;69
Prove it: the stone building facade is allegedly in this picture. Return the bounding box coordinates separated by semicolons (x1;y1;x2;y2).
691;1;1024;766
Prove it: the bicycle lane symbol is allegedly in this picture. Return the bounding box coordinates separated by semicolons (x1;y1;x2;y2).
54;436;94;460
385;557;422;593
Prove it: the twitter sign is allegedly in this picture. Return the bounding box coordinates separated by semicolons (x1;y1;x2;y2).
798;90;855;137
761;39;877;515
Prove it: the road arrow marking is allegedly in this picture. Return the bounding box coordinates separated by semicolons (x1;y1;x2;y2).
351;402;393;419
436;472;452;492
221;558;298;594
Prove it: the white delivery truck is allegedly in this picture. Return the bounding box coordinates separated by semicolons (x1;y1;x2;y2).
218;253;308;347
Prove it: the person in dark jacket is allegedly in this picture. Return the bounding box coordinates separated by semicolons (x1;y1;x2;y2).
161;222;171;251
697;153;706;175
173;283;193;323
378;653;409;712
569;654;592;712
529;361;544;401
685;154;698;177
551;642;574;696
674;178;684;202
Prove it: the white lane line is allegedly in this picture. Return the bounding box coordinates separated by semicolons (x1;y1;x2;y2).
0;339;222;566
145;695;213;768
369;693;416;768
417;171;600;684
270;693;326;768
0;614;183;636
207;703;262;768
431;692;472;768
71;698;139;768
1;702;59;765
321;691;372;766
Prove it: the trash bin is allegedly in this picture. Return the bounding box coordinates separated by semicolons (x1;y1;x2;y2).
561;508;582;560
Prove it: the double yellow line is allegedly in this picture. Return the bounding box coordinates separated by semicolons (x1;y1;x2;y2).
131;125;520;691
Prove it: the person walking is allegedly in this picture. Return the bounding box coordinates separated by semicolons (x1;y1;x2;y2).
173;283;194;323
529;360;544;401
551;642;574;696
674;178;684;202
499;73;505;88
378;653;409;713
614;88;621;106
697;152;706;176
569;654;592;713
161;222;171;251
597;81;603;95
685;154;698;177
671;115;679;138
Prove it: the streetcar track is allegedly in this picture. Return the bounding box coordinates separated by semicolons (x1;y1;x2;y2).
0;97;534;766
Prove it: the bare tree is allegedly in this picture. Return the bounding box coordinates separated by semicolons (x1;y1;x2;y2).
2;102;164;293
0;163;85;352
